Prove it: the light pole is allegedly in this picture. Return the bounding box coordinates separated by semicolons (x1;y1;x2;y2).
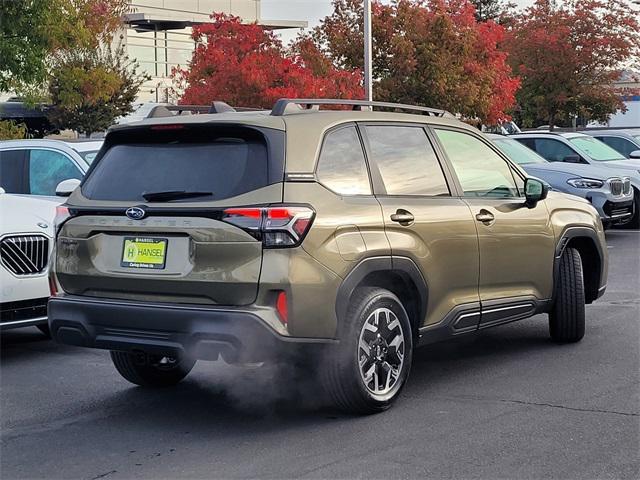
364;0;373;101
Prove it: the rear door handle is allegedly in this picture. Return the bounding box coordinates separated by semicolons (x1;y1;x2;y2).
475;210;495;224
390;210;414;225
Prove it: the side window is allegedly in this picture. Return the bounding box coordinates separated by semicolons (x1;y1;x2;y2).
317;126;371;195
435;129;518;198
598;136;636;157
533;139;577;162
516;137;536;150
363;125;449;196
0;149;28;194
28;149;82;196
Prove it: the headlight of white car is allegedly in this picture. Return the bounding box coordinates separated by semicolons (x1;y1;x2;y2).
567;178;604;189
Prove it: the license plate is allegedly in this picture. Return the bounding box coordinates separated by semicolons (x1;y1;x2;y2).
121;237;168;269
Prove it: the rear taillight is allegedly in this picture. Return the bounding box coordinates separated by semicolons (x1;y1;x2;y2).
48;274;58;296
222;206;314;248
275;291;288;325
149;124;185;131
54;205;72;234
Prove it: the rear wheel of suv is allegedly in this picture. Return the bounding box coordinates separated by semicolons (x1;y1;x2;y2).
110;351;195;387
322;287;413;414
549;247;585;343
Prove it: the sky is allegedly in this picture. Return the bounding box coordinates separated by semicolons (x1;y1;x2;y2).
261;0;536;43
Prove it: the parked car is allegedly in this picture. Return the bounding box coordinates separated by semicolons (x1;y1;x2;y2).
0;139;91;332
512;132;640;227
489;134;634;227
63;140;103;164
584;130;640;159
482;121;521;135
0;139;91;196
48;99;608;414
0;193;58;333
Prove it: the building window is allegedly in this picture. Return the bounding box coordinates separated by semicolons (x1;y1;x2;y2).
126;28;195;79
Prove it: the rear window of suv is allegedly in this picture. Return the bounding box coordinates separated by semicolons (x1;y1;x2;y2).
82;126;278;202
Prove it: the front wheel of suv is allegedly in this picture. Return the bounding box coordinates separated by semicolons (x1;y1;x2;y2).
322;287;413;414
549;247;585;343
110;351;195;387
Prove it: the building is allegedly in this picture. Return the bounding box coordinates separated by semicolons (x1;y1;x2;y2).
606;70;640;128
591;70;640;128
122;1;307;102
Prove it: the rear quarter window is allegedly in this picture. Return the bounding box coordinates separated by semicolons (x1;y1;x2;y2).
316;125;371;195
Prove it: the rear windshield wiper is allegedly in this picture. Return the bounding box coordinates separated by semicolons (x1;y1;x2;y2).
142;190;213;202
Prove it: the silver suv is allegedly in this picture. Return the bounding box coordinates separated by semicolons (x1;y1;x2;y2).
489;134;634;227
512;132;640;227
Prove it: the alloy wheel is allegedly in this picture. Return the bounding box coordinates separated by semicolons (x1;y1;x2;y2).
357;307;405;396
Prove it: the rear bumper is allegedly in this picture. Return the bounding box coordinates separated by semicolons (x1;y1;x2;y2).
48;295;335;362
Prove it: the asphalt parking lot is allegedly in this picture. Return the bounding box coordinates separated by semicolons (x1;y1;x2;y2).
1;230;638;480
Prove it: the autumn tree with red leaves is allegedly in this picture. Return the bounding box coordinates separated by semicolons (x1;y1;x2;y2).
506;0;640;129
172;14;363;108
301;0;519;124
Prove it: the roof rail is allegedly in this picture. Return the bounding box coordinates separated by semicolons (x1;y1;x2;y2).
270;98;453;117
517;130;565;136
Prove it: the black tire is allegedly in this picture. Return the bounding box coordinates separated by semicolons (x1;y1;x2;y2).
549;247;585;343
627;194;640;229
110;351;195;387
37;324;51;337
321;287;413;414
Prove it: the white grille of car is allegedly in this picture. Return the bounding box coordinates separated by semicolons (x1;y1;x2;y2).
623;178;631;196
609;179;624;196
0;235;49;275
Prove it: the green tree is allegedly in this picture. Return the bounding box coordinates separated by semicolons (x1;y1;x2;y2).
0;0;129;93
47;43;148;136
0;0;55;92
0;120;28;140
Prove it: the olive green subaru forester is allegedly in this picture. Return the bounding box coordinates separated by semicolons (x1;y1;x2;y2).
49;99;608;414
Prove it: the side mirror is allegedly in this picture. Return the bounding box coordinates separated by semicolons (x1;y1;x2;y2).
55;178;81;197
563;155;582;163
524;177;548;208
629;150;640;159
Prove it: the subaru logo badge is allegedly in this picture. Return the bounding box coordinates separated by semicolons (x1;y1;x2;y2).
126;207;146;220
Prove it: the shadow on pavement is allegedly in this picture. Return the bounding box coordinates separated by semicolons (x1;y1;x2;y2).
9;319;559;423
1;327;51;348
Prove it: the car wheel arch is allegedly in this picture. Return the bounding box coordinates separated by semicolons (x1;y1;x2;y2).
335;256;428;339
555;227;603;304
